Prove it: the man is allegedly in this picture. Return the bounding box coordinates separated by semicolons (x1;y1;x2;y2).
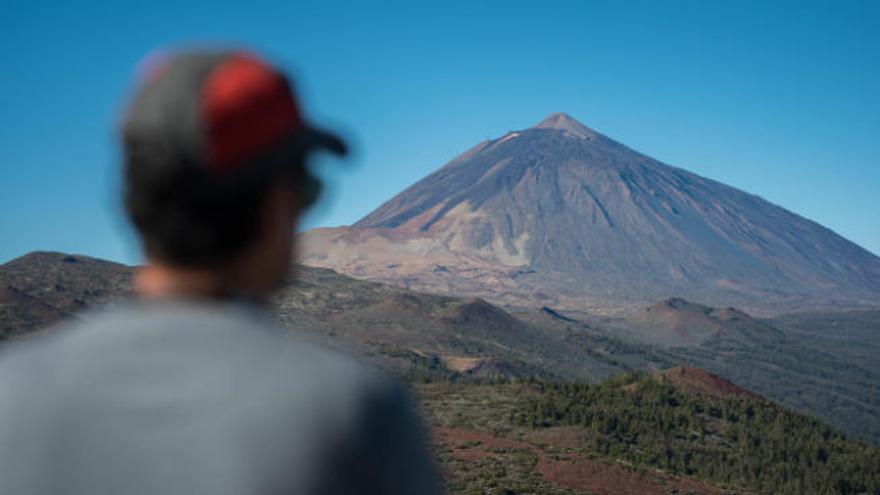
0;49;443;494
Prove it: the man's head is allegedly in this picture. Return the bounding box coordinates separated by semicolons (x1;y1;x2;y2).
121;49;346;301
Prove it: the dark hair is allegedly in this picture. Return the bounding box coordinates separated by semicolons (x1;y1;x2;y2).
123;133;317;267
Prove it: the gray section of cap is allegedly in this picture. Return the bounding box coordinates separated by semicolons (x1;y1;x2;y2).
122;53;225;172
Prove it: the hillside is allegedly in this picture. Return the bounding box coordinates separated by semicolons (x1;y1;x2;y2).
591;298;880;444
0;252;132;338
420;370;880;494
299;113;880;315
651;365;760;399
2;251;879;445
0;252;660;381
271;263;664;381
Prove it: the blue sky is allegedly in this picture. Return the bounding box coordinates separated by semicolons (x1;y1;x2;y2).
1;0;878;264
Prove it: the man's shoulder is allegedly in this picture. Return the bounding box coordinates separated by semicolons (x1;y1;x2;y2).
0;300;387;403
0;301;443;495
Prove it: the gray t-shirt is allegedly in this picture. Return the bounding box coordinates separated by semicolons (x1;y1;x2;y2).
0;300;443;494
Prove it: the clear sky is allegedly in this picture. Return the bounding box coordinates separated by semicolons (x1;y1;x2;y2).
1;0;878;264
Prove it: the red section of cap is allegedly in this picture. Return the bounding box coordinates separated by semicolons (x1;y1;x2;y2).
201;53;302;171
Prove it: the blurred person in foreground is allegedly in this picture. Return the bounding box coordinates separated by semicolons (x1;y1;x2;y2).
0;49;443;495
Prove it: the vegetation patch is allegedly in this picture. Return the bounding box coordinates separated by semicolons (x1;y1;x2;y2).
418;372;880;494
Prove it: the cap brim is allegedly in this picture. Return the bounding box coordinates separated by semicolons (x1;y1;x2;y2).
277;126;346;209
295;126;348;157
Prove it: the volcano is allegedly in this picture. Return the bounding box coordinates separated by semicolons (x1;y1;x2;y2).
299;113;880;314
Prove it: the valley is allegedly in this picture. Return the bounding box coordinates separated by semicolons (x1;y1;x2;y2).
2;251;878;449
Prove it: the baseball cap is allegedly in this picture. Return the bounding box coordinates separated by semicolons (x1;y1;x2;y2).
122;49;347;206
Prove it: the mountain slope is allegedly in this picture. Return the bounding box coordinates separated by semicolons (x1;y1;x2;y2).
0;251;654;380
2;252;878;444
422;370;880;494
300;113;880;314
608;298;880;445
0;252;132;338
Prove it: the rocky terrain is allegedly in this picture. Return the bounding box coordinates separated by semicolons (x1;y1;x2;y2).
299;113;880;315
2;251;879;446
0;252;659;381
0;252;132;338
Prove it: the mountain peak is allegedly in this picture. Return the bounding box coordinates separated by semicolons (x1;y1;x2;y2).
533;112;595;138
302;112;880;315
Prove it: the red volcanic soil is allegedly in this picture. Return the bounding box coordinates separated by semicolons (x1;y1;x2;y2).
632;298;722;339
434;427;532;462
537;454;724;495
439;297;527;336
656;365;761;400
433;427;726;495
